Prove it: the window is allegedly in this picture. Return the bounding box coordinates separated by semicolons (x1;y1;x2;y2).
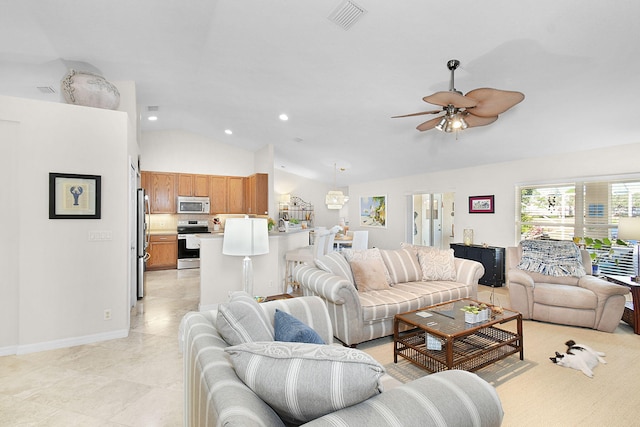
517;177;640;276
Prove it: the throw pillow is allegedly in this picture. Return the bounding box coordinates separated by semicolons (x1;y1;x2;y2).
315;252;355;285
379;248;422;284
349;259;390;292
411;245;457;281
225;341;384;424
216;291;274;346
274;309;325;344
517;239;586;277
342;248;392;285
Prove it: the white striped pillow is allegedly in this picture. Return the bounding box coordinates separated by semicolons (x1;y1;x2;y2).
379;248;422;284
225;341;384;424
315;252;354;285
216;291;274;345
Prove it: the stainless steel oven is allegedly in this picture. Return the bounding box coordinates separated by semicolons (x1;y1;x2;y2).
177;220;210;269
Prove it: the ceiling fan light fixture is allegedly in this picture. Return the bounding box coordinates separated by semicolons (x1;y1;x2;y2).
435;116;448;131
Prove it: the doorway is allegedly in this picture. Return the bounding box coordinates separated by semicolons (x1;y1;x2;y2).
410;193;454;249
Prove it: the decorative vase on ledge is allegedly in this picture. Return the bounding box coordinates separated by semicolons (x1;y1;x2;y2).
61;69;120;110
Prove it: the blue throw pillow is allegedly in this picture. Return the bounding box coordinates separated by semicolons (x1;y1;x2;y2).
274;309;325;344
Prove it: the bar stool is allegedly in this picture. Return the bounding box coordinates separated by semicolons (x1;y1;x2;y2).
284;230;329;293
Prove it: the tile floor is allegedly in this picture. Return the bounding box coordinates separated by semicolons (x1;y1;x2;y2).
0;269;199;426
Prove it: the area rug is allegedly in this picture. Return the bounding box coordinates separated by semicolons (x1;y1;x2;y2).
361;285;640;426
383;358;428;384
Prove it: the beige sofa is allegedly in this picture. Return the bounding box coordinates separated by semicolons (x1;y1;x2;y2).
180;293;504;426
294;245;485;346
506;242;629;332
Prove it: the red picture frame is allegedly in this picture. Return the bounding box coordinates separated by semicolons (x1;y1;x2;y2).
469;195;494;214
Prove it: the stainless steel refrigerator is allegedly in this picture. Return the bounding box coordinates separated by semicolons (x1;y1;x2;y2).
137;188;150;299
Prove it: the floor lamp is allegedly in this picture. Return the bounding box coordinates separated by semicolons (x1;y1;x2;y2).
222;216;270;296
617;217;640;282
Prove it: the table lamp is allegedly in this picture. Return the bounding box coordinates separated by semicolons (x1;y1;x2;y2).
617;217;640;282
222;216;270;296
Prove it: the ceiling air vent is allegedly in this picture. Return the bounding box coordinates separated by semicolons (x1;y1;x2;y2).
328;1;367;30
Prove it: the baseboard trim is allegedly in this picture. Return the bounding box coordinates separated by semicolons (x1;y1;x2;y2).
2;329;130;356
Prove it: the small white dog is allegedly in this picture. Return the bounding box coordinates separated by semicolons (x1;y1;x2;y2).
549;340;606;378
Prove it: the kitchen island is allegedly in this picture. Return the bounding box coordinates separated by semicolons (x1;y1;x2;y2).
198;229;310;310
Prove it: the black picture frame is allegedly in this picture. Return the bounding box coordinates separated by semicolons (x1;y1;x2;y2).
469;195;494;214
49;172;101;219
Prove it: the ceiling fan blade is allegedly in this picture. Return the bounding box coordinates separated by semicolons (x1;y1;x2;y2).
465;88;525;117
423;91;477;108
391;109;442;118
464;114;498;128
416;116;443;132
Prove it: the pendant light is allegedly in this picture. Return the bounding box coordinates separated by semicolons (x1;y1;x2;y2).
325;163;349;209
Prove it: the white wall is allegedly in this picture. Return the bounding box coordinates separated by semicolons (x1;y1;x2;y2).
140;130;256;176
274;168;344;228
0;95;130;354
346;142;640;250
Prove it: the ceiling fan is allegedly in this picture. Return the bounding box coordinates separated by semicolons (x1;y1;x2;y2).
393;59;524;133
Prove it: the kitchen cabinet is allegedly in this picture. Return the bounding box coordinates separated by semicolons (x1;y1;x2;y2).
209;175;228;213
450;243;505;287
178;174;209;197
227;176;245;213
143;170;268;215
147;234;178;270
149;172;177;213
245;173;268;215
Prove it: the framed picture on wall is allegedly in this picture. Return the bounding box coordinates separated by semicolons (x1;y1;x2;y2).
468;195;494;214
49;172;102;219
360;195;386;227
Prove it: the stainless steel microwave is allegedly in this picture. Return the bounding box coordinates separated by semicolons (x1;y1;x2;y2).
177;196;210;214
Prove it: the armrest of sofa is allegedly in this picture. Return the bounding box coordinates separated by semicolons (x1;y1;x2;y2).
304;370;503;427
294;264;365;346
506;268;535;318
454;258;485;298
294;264;359;306
579;275;630;298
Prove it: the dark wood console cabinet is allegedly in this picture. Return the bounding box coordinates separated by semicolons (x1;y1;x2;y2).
450;243;505;287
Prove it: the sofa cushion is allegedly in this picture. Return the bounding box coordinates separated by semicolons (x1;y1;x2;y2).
380;248;422;284
315;252;354;285
349;259;391;292
274;309;325;344
406;245;457;281
225;341;384;424
342;248;392;285
517;240;586;277
216;291;274;345
534;283;598;309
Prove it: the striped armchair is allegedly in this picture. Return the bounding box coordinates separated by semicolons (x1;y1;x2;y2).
180;295;503;426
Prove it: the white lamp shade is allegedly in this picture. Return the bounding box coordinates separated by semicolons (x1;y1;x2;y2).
222;217;269;256
618;217;640;241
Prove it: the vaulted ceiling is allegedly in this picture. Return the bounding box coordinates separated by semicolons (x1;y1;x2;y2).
2;0;639;186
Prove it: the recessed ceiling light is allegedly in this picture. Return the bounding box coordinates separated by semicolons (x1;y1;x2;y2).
225;129;233;135
148;115;158;121
279;114;289;121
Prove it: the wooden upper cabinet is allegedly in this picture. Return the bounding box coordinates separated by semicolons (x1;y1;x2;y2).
227;176;245;214
149;172;176;213
245;173;268;215
140;171;150;194
143;170;267;215
178;174;209;197
209;175;228;213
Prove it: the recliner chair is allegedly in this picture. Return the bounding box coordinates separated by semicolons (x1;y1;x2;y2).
506;243;629;332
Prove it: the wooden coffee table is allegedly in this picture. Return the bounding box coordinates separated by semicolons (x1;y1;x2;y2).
394;298;523;373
